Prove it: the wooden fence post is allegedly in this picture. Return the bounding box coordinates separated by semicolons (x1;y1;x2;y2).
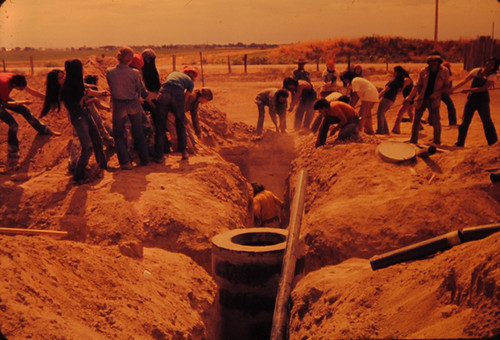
2;59;6;72
30;56;34;75
172;54;176;71
227;56;232;74
199;51;205;87
244;54;248;73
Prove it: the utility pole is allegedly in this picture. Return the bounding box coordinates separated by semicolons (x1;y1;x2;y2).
434;0;439;44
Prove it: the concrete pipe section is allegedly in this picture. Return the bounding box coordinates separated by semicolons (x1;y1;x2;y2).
212;227;288;340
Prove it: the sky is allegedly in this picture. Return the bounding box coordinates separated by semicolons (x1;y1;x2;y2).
0;0;499;48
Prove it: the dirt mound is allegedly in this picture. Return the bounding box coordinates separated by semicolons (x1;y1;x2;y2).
0;133;251;275
289;232;500;339
287;133;500;272
0;67;261;339
0;236;217;339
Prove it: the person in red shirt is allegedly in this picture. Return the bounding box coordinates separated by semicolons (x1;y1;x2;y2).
313;97;360;147
0;73;60;160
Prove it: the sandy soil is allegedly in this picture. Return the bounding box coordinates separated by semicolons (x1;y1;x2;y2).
0;57;499;339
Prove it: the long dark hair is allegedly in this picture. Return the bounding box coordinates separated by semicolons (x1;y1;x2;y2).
484;57;500;76
61;59;85;109
40;69;63;117
141;53;161;92
393;66;409;88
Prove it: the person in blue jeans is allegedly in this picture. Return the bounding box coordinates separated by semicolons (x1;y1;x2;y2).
375;66;407;134
60;59;109;183
156;66;198;161
283;77;317;131
0;73;60;162
255;88;288;135
407;52;450;145
452;57;499;147
106;47;153;169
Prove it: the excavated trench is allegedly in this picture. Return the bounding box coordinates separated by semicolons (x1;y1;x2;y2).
212;131;299;340
218;131;297;206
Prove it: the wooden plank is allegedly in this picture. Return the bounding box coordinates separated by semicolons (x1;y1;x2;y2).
0;227;68;237
271;169;308;340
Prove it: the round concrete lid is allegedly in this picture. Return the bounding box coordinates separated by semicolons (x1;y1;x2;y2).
377;141;416;163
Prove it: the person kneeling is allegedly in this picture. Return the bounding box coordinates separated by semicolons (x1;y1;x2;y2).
314;98;359;148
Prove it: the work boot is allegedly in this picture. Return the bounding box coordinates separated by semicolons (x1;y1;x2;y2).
120;162;133;170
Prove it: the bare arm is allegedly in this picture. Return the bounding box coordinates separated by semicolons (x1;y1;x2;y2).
85;98;110;110
145;91;157;107
406;86;418;102
289;87;302;111
24;85;45;99
378;86;389;99
85;88;109;97
463;79;494;93
451;74;474;92
350;92;360;107
5;99;32;107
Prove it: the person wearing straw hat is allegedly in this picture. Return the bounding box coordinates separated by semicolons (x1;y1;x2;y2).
406;51;450;145
293;58;311;82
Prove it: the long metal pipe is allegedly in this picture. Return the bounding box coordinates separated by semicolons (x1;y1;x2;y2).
459;224;500;243
271;169;308;340
370;231;461;270
417;145;437;158
490;173;500;183
370;223;500;271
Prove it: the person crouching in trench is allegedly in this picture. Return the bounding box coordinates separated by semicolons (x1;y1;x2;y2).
252;183;284;228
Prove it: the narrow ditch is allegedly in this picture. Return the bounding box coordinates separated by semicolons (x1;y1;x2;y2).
213;131;299;340
219;131;297;206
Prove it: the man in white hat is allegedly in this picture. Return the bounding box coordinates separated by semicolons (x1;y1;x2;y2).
407;51;450;145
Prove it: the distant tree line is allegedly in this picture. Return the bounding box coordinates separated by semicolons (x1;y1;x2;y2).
2;43;279;53
268;36;473;64
1;37;489;65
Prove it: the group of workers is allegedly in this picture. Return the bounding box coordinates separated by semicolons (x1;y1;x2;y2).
251;52;499;228
256;52;499;149
0;46;213;183
1;49;498;227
